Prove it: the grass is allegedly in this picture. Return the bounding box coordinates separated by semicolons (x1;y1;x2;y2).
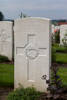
55;53;67;64
52;44;67;63
0;64;14;87
58;67;67;86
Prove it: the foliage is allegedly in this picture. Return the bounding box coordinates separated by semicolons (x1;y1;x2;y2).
42;66;63;95
55;30;60;43
7;86;41;100
0;55;10;63
49;66;63;94
0;11;4;21
42;66;67;100
51;47;56;63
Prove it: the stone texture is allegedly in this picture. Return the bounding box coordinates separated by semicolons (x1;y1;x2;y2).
60;25;67;45
0;21;13;60
14;17;51;92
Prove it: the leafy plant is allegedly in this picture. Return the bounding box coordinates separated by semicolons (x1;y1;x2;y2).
41;65;63;100
42;65;63;94
49;66;63;93
7;86;41;100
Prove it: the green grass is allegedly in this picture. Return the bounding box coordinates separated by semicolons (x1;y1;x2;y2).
53;43;67;53
0;64;14;87
52;44;67;63
58;67;67;86
55;53;67;63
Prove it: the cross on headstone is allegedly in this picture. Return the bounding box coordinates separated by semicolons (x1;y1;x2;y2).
0;29;8;42
16;34;47;80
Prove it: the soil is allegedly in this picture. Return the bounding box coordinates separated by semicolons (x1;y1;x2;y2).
0;87;13;100
0;61;14;64
39;93;67;100
52;63;67;68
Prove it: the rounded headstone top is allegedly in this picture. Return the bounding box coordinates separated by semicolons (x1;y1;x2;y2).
14;17;50;22
0;21;13;24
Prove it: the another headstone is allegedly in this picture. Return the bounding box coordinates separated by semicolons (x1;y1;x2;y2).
0;21;13;60
60;25;67;45
52;24;55;35
14;18;51;92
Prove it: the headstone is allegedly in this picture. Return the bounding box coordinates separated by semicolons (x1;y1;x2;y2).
55;25;60;30
60;25;67;45
0;21;13;60
52;24;55;35
14;18;51;92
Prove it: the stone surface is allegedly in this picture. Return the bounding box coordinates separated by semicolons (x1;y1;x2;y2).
14;17;51;92
60;25;67;45
0;21;13;60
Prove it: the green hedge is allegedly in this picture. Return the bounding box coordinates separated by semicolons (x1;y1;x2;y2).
0;55;10;63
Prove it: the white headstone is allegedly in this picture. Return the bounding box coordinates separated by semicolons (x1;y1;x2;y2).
55;25;60;30
52;24;55;35
60;25;67;45
14;18;51;92
0;21;13;60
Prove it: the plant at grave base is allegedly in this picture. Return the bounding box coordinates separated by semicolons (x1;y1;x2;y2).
41;65;63;98
7;86;41;100
49;66;63;94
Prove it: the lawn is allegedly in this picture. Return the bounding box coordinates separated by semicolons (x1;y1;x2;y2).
0;64;14;87
52;44;67;63
58;67;67;86
55;53;67;63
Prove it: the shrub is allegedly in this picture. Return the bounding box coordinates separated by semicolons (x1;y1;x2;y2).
55;30;60;43
7;86;41;100
0;55;10;63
